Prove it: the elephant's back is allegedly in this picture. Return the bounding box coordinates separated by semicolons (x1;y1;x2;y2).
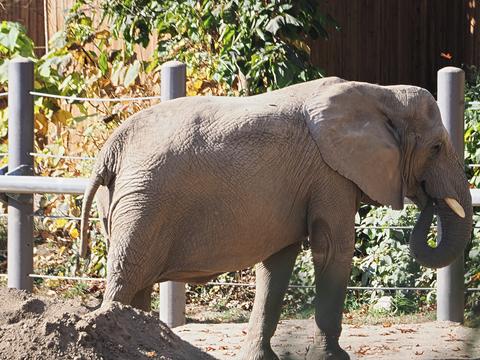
108;95;307;175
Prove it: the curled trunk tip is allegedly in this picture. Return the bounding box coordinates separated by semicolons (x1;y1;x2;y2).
409;198;472;269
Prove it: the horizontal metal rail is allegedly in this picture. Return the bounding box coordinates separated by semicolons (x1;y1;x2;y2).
30;153;95;161
1;176;480;206
0;273;478;292
0;214;101;222
30;91;162;102
0;176;87;194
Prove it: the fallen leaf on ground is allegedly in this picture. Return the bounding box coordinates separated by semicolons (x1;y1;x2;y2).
355;345;371;355
380;331;395;336
398;328;416;333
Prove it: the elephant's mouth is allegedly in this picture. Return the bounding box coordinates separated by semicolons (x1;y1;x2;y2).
406;181;429;210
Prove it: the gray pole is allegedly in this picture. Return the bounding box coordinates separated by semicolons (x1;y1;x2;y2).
436;67;465;322
159;61;186;328
7;58;34;291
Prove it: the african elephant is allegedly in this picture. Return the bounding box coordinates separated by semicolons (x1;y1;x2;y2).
80;77;472;360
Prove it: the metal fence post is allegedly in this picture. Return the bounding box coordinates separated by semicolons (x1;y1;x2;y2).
7;58;34;291
436;66;465;322
159;61;186;328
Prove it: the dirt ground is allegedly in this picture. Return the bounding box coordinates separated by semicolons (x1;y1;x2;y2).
0;287;478;360
174;320;480;359
0;288;213;360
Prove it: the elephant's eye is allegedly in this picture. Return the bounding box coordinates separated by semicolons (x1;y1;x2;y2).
431;143;442;154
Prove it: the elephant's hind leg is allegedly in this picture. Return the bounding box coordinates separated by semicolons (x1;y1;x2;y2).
103;203;164;310
239;242;301;360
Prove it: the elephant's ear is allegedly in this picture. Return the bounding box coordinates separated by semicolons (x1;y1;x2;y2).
305;84;404;210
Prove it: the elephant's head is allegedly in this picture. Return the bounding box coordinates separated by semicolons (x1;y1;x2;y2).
304;79;472;268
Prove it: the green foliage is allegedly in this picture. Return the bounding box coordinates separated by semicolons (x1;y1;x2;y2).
284;247;315;314
464;68;480;320
353;205;435;290
0;21;36;83
301;206;435;315
93;0;332;95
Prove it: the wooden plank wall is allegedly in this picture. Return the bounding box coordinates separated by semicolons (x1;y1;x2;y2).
2;1;480;92
1;0;47;55
311;0;480;91
45;0;76;44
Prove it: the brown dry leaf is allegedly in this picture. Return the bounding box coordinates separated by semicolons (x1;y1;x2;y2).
146;351;157;358
445;333;460;342
398;328;416;333
354;345;371;355
380;331;395;336
205;346;216;352
382;321;392;328
471;272;480;282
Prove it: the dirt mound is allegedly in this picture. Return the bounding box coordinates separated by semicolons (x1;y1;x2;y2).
0;287;215;360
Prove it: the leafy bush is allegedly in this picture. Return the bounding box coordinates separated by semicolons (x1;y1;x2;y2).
94;0;332;95
464;68;480;320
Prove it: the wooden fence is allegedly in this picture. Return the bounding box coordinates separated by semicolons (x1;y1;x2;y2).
2;0;480;91
311;0;480;91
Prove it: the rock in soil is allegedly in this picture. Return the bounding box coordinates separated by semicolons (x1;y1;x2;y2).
0;287;214;360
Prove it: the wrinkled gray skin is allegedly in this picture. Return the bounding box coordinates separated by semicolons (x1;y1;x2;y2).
80;78;472;360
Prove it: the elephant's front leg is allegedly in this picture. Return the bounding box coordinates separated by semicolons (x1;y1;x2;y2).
239;242;301;360
306;219;354;360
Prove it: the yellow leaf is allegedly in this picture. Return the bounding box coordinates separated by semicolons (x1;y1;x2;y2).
52;110;72;125
69;228;79;239
55;218;68;228
35;113;49;136
193;79;203;90
95;30;110;39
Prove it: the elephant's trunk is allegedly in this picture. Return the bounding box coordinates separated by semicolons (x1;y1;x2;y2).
409;194;472;269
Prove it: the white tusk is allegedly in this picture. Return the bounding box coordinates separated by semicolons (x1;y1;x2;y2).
444;197;465;218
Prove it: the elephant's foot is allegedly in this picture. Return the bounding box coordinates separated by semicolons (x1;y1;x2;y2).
239;341;279;360
306;344;350;360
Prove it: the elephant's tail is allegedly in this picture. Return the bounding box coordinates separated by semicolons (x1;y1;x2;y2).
80;174;103;258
